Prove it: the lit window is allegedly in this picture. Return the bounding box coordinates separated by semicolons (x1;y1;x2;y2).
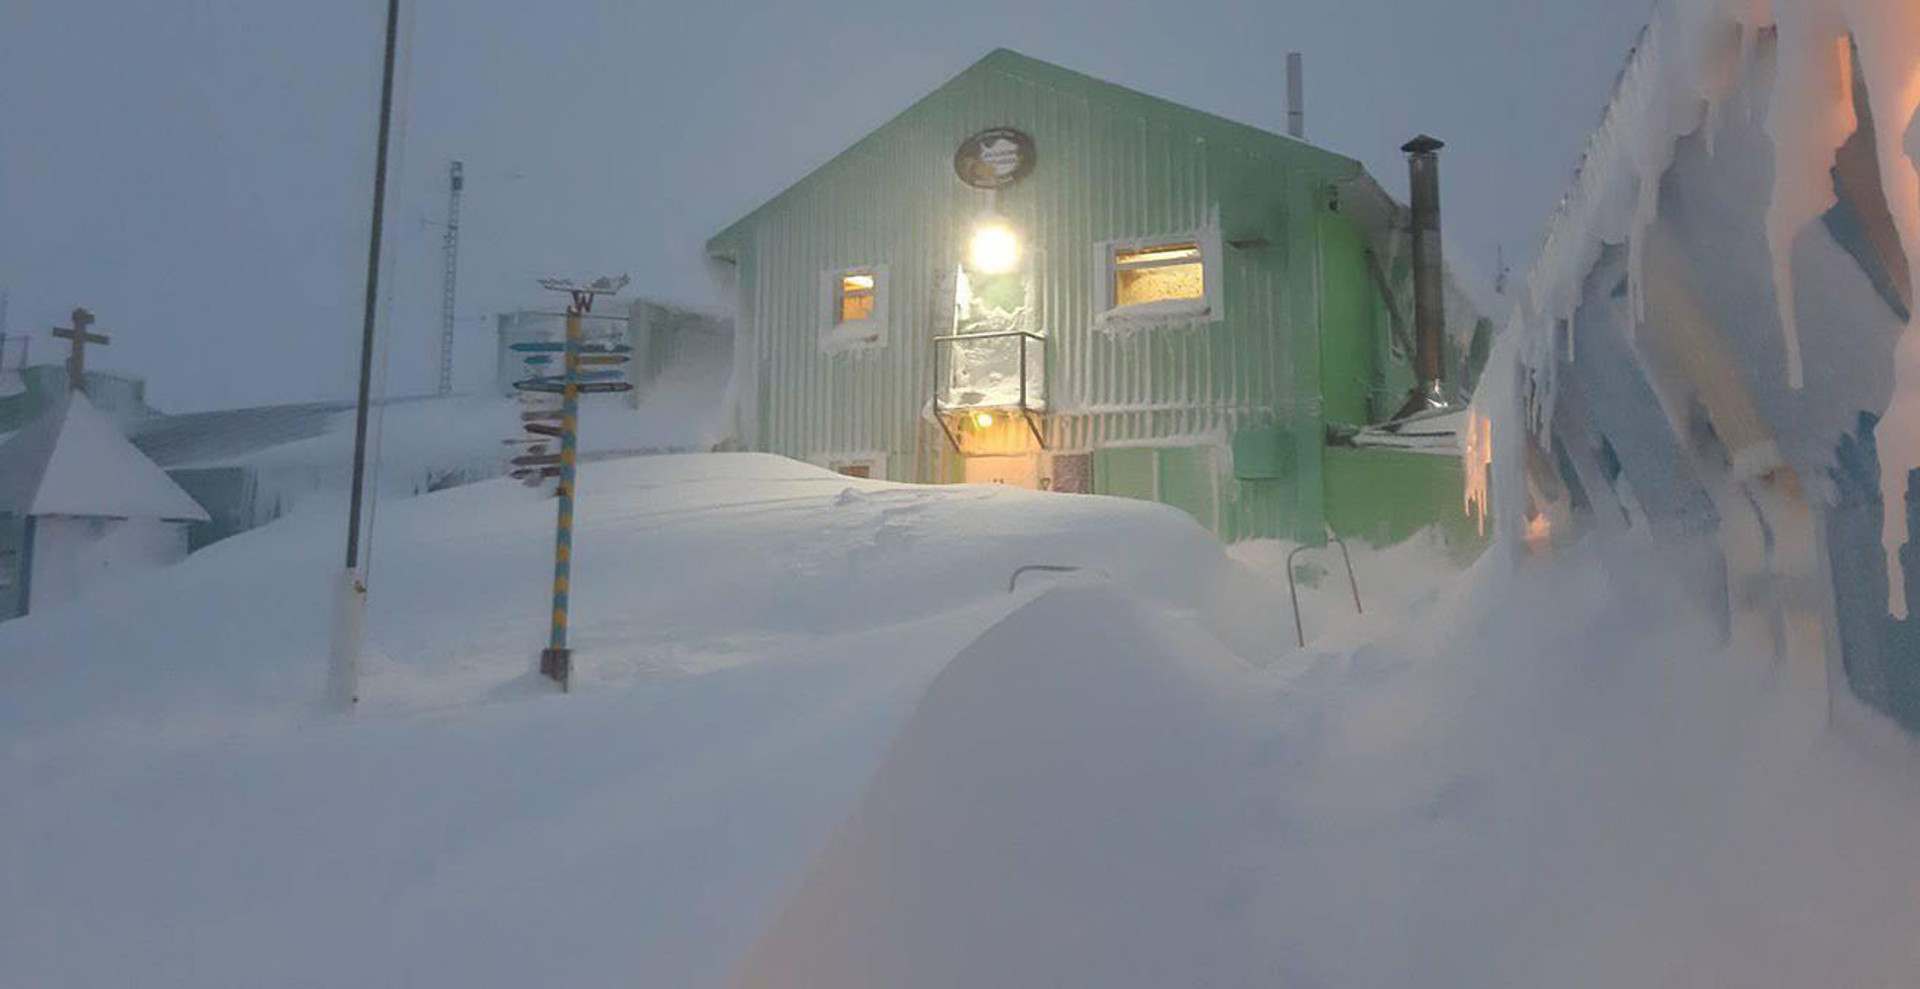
828;457;882;478
1113;242;1204;307
838;272;876;324
821;264;888;353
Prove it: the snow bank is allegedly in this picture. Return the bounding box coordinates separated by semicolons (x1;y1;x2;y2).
732;582;1274;988
1228;526;1464;649
220;387;723;511
735;536;1920;989
156;327;730;543
0;452;1265;987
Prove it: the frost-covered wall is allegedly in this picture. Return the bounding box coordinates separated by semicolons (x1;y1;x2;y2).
709;48;1488;543
1485;0;1920;729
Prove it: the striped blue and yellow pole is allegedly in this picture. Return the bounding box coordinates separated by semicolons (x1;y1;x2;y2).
540;299;584;689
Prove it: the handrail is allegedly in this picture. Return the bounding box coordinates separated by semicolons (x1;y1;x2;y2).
1285;528;1364;648
1007;564;1110;594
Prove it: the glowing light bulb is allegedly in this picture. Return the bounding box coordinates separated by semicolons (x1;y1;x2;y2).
975;412;995;428
968;221;1021;274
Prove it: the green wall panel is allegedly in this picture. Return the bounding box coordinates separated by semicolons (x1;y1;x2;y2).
1323;446;1485;558
1156;447;1218;530
1093;448;1157;502
1230;427;1292;479
1317;213;1379;428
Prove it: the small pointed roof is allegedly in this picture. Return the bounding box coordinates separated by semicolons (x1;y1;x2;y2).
0;391;209;521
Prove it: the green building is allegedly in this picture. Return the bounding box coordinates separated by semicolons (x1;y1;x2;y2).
707;49;1485;546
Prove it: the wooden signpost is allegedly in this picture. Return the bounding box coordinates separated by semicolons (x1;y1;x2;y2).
520;275;630;691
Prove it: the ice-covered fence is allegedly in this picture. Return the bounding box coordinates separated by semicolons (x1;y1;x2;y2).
1485;0;1920;729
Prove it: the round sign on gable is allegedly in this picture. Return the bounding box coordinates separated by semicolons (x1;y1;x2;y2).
954;128;1036;189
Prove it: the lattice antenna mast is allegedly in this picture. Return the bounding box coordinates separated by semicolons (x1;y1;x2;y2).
437;159;464;396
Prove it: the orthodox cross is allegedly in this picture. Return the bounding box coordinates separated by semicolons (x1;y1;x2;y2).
52;307;109;393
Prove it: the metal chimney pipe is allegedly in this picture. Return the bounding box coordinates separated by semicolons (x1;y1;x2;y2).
1286;53;1306;139
1401;134;1447;413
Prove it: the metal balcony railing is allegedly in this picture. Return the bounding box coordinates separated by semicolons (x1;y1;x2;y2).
933;329;1045;411
932;329;1046;450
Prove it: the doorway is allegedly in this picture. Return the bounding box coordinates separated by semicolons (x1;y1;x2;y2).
963;454;1040;488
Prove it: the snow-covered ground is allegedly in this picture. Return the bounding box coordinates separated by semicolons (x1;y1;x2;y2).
7;454;1920;987
0;453;1281;986
739;535;1920;988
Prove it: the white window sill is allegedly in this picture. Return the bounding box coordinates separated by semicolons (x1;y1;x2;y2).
820;321;886;354
1096;298;1213;328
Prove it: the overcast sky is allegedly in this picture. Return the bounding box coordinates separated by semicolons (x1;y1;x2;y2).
2;0;1653;413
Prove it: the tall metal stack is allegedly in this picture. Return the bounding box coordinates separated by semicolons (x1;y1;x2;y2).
437;160;464;397
1396;134;1449;418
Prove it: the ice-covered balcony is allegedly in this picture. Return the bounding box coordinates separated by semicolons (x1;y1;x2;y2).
932;329;1046;450
935;329;1045;412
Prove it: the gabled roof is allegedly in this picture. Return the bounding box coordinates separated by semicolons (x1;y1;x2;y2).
0;391;210;521
709;48;1358;256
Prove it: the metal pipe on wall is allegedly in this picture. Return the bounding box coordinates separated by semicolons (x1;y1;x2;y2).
1401;134;1447;415
1286;53;1306;139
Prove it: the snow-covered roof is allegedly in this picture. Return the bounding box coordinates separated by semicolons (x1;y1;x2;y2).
0;391;210;521
1353;408;1467;454
129;399;353;469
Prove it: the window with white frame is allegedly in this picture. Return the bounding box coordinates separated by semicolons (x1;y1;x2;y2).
1097;228;1221;326
820;265;888;352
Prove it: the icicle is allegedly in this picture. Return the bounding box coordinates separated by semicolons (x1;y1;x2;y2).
1763;0;1856;390
1464;408;1495;536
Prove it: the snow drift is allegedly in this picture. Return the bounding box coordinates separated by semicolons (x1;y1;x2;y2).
0;453;1281;987
733;582;1273;988
734;536;1920;989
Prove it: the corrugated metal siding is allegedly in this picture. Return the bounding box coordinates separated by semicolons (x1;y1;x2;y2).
716;51;1367;539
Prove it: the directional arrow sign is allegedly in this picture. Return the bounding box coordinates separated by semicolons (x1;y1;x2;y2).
513;466;562;482
513;452;563;468
521;409;565;422
523;422;564;438
516;370;621;388
577;382;634;394
511;341;633;354
577;354;630;366
521;354;555;365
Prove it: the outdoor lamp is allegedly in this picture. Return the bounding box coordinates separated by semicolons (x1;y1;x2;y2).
969;218;1021;274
